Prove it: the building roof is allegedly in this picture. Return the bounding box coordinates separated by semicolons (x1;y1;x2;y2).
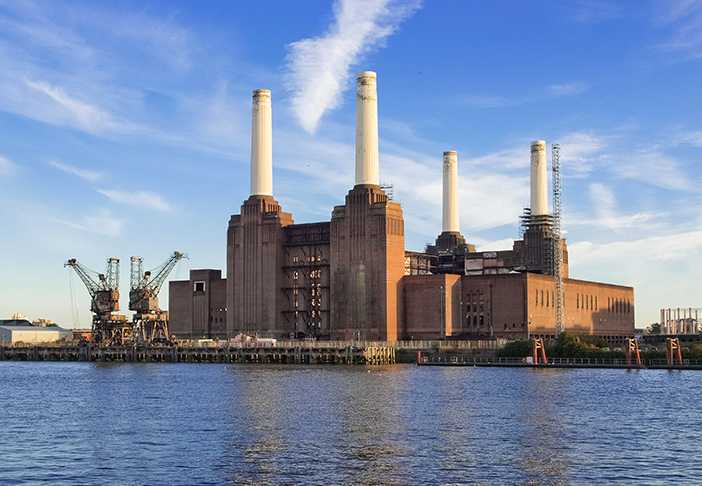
0;325;71;332
0;319;32;327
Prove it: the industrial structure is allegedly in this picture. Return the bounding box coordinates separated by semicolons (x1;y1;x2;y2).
129;252;187;342
65;258;129;344
169;71;635;345
67;253;185;344
660;308;700;334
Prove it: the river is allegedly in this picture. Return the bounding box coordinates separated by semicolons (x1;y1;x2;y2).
1;362;699;485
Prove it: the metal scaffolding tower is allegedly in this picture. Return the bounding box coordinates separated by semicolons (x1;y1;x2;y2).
552;144;564;335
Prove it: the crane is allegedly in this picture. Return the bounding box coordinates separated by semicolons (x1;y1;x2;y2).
64;257;130;344
129;251;187;342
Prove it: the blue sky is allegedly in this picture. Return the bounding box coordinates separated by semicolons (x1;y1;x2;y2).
1;0;700;330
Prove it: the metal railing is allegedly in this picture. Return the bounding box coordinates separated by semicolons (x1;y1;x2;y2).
420;356;645;366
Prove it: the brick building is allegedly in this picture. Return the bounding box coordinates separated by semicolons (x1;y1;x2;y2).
169;72;635;345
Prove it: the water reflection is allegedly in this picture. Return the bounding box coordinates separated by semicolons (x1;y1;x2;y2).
4;363;702;485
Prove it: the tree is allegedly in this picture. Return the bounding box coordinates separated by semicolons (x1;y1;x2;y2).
649;322;661;334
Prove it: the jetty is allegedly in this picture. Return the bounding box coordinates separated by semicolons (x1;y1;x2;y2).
0;342;395;365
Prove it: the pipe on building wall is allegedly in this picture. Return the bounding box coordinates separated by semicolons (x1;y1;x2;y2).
442;151;460;233
355;72;379;186
530;140;548;216
251;89;273;196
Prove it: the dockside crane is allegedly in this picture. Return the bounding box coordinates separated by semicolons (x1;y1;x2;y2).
129;251;187;342
64;258;130;344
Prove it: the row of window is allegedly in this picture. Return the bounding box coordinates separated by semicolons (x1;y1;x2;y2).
576;293;597;311
291;255;322;263
292;269;323;280
466;292;485;315
609;297;631;314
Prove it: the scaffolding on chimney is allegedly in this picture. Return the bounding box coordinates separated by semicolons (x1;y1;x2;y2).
552;144;564;335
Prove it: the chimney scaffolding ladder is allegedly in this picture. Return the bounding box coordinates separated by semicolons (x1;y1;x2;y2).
552;144;564;335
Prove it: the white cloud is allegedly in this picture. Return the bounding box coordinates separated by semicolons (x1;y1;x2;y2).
654;0;702;57
25;79;119;133
614;151;693;190
55;208;125;237
0;155;13;176
547;82;588;97
49;161;102;182
568;230;702;324
569;230;702;266
97;189;173;212
476;238;516;252
570;182;669;230
285;0;421;133
459;81;588;108
468;147;527;170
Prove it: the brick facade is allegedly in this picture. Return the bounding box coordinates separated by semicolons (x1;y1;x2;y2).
329;185;405;341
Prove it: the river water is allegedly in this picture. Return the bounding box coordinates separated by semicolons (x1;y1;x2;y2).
1;362;700;485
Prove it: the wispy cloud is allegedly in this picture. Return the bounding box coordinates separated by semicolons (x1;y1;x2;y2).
575;182;668;231
56;208;125;237
49;161;102;182
653;0;702;58
460;82;588;108
569;230;702;265
565;1;626;24
285;0;421;133
97;189;173;212
0;155;13;176
25;79;123;133
614;151;693;191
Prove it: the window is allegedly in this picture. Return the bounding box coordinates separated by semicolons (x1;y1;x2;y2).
293;271;299;280
577;294;579;309
546;291;549;307
292;256;299;263
194;281;205;292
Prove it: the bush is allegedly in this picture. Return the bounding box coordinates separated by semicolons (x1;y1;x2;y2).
497;340;532;358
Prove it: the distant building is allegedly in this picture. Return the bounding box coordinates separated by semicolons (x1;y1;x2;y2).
660;308;700;334
169;270;227;339
0;319;72;344
169;72;635;345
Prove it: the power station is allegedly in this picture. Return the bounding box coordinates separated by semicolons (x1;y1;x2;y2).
169;71;635;345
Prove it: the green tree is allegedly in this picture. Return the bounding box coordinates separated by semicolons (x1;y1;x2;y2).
498;340;532;357
649;323;661;334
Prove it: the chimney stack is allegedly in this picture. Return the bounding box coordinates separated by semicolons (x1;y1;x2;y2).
442;151;460;233
251;89;273;196
530;140;548;216
355;72;379;186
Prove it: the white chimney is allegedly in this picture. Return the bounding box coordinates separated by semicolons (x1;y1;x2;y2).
251;89;273;196
530;140;548;216
355;71;379;186
442;151;460;233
